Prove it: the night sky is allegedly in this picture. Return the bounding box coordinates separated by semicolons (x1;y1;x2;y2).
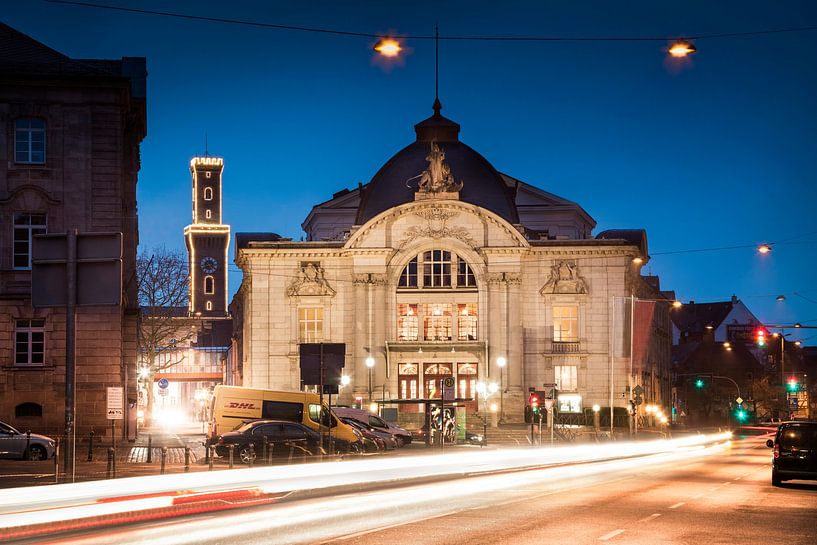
4;1;817;341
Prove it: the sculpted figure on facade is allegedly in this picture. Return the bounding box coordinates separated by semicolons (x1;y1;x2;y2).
540;260;588;294
418;142;463;194
288;262;336;297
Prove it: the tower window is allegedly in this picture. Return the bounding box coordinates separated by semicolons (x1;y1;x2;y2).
204;187;213;201
205;209;212;219
206;171;211;178
204;275;214;295
206;301;213;311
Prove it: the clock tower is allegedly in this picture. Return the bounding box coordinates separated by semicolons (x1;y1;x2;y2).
184;156;230;317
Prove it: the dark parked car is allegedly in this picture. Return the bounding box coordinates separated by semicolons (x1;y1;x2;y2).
214;420;325;463
340;418;387;452
0;421;55;460
766;421;817;486
341;417;397;450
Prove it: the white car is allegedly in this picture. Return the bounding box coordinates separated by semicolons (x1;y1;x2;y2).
0;421;56;460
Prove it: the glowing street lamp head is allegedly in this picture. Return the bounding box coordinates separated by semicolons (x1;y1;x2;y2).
672;300;683;309
340;375;351;387
668;40;697;58
365;356;376;368
374;37;402;57
757;243;772;254
592;404;600;413
632;256;644;265
496;356;507;368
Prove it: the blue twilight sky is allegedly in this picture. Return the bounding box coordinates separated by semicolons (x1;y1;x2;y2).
4;1;817;341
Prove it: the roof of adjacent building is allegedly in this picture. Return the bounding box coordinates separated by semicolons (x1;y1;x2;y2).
0;22;146;97
671;301;735;333
236;232;284;250
355;100;520;225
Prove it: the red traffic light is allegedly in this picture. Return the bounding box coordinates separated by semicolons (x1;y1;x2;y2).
529;394;540;411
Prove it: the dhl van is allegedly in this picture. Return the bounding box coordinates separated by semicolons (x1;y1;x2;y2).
208;385;361;449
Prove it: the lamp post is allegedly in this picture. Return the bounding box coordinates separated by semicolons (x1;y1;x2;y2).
365;355;375;402
476;381;498;446
496;356;507;423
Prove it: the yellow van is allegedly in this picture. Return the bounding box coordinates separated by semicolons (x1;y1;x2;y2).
208;385;360;450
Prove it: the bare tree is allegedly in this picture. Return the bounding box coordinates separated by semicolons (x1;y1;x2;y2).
137;247;199;425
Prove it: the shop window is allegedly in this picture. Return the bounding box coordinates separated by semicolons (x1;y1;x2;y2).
555;365;577;391
15;319;45;365
457;304;478;340
15;118;46;164
397;304;419;341
553;305;579;342
299;307;323;342
557;393;582;413
423;303;452;341
15;402;43;418
13;213;47;270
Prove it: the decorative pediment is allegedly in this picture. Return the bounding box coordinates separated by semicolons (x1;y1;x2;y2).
540;260;588;295
287;262;335;297
397;207;477;249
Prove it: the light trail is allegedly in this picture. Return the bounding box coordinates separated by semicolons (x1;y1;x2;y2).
0;433;731;540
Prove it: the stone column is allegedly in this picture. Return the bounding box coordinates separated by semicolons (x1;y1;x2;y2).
506;272;524;422
372;274;388;400
353;275;368;399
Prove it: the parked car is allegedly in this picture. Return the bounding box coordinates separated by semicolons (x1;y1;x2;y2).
213;420;324;462
333;407;412;446
339;417;387;452
341;417;398;450
766;421;817;486
0;421;55;460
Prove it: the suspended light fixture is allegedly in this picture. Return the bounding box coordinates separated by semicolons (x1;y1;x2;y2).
373;37;402;57
668;40;697;58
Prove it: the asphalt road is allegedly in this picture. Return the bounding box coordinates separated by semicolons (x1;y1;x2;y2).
20;434;817;545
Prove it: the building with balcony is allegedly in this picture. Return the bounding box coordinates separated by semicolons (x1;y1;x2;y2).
232;100;668;423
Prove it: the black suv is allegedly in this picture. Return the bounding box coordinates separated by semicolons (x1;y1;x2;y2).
766;421;817;486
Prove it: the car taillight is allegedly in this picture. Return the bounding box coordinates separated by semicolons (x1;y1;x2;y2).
773;444;779;459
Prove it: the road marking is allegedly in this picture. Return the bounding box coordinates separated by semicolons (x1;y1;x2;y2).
669;502;685;509
599;529;625;541
638;513;662;523
722;481;731;485
691;493;705;499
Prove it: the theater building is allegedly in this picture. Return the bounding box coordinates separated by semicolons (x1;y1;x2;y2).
232;101;667;424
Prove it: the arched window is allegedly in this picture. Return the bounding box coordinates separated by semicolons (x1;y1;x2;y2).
15;402;43;418
205;209;212;219
204;187;213;201
204;275;214;295
398;251;476;290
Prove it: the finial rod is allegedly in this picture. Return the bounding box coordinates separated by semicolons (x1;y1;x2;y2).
435;24;439;103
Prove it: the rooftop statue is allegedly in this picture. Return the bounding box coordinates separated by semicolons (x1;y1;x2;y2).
418;142;463;194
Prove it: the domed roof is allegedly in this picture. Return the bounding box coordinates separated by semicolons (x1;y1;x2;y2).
355;101;519;225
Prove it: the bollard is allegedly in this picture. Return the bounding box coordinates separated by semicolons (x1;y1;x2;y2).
147;434;153;463
204;441;210;464
87;430;95;462
288;443;295;464
25;431;31;460
160;446;167;475
184;446;191;472
247;443;254;468
208;446;214;471
262;439;268;466
106;447;114;479
228;444;235;469
266;439;272;465
54;438;60;484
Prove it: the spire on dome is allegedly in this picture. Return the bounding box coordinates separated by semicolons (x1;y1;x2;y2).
414;98;460;143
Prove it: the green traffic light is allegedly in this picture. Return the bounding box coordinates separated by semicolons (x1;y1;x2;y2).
695;378;704;388
736;410;747;421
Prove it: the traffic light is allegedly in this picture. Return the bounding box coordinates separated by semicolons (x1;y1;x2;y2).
735;409;748;422
787;378;799;392
755;328;766;347
694;377;705;389
530;393;540;414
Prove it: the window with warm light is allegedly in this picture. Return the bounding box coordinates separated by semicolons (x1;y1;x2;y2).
423;363;453;398
204;275;214;295
423;303;452;341
553;305;579;342
398;363;419;399
457;303;478;340
397;304;419;341
555;365;578;391
299;307;323;342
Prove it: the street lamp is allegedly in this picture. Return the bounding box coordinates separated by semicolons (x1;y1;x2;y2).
340;375;351;387
365;355;375;401
496;356;507;422
476;381;499;446
373;37;402;57
668;40;697;58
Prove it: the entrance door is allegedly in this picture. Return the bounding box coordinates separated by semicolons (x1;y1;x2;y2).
457;362;479;412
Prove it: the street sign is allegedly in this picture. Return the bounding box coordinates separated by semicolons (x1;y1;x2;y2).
544;399;554;411
106;387;124;420
442;376;455;401
735;396;743;405
158;378;169;390
158;388;169;397
633;385;644;396
788;397;798;410
634;395;643;405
